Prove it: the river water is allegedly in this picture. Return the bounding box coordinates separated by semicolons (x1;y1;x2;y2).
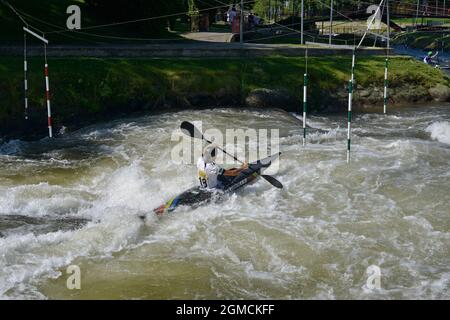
0;106;449;299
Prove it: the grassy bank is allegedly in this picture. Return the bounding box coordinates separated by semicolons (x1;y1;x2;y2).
0;55;449;138
392;18;450;27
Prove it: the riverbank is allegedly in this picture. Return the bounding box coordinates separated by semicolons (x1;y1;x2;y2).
0;55;449;139
393;31;450;50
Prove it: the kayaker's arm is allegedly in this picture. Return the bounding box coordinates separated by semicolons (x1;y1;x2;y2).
223;161;248;177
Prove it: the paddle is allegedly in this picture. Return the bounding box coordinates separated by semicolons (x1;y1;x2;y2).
181;121;283;189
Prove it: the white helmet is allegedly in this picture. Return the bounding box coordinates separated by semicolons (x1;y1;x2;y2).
203;144;218;164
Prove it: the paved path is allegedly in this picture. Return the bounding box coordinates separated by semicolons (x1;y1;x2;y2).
180;32;234;43
0;42;390;58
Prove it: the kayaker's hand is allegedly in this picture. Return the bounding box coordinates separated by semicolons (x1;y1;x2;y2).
242;161;248;169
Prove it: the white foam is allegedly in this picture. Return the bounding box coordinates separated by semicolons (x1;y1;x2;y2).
1;107;450;299
426;121;450;145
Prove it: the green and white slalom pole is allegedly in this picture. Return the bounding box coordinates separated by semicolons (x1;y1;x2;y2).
303;73;308;146
383;58;388;114
347;79;353;163
351;48;356;83
347;48;355;163
302;47;308;146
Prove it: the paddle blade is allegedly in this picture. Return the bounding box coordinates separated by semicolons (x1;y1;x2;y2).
180;121;203;140
261;175;283;189
259;152;282;167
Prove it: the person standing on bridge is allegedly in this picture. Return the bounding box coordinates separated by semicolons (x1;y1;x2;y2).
228;5;237;25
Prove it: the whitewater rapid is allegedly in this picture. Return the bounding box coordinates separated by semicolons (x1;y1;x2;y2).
0;106;449;299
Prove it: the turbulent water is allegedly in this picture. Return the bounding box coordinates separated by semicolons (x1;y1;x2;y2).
0;106;449;300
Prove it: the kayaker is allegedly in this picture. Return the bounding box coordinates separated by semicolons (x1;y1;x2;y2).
423;51;438;65
197;144;248;190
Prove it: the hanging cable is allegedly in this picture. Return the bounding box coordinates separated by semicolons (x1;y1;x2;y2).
1;0;28;27
46;0;257;35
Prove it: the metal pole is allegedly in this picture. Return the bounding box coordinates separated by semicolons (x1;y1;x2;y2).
347;48;356;163
240;0;244;45
301;0;304;45
321;0;324;35
24;33;28;120
329;0;333;46
23;27;48;44
347;80;353;163
22;27;51;136
351;48;356;83
44;44;53;138
303;48;308;146
303;73;308;146
384;58;388;114
415;0;420;27
387;0;390;50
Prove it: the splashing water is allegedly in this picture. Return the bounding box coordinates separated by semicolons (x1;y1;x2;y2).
426;121;450;145
0;106;449;299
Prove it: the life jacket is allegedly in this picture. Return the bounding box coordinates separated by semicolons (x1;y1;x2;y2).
197;157;224;189
197;157;208;188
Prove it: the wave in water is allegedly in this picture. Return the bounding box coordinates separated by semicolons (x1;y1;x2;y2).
0;106;449;299
426;121;450;145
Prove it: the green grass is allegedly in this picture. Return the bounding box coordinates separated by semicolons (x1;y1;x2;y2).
0;56;448;136
393;17;450;27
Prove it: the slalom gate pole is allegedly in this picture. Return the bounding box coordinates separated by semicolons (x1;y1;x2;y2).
303;73;308;146
347;80;353;163
44;43;53;138
351;48;356;83
300;0;304;45
24;32;28;120
303;48;308;146
384;0;390;114
346;48;356;163
23;27;51;137
383;58;388;114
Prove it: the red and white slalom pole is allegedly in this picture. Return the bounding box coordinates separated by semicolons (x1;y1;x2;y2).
44;45;53;138
23;27;52;138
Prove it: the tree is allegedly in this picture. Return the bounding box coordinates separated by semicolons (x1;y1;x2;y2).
187;0;236;26
84;0;187;35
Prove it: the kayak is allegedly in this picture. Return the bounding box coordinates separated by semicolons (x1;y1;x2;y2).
143;152;281;218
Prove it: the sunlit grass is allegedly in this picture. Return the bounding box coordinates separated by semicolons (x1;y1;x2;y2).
0;55;448;132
